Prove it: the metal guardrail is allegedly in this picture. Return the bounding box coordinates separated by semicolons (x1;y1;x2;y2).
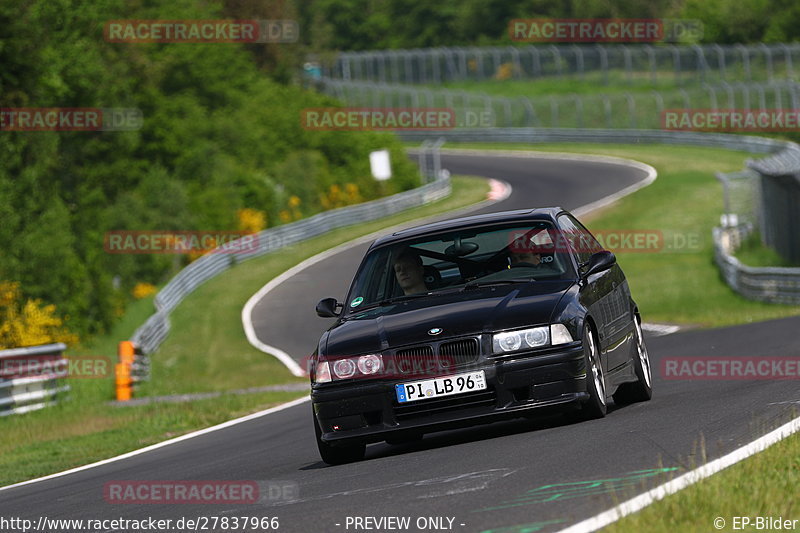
713;225;800;304
319;77;800;129
0;343;70;416
131;175;451;355
399;127;800;304
397;127;789;152
325;44;800;85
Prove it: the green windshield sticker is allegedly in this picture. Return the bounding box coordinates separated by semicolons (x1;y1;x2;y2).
350;296;364;307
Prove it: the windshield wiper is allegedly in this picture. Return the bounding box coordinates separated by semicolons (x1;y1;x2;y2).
463;278;533;290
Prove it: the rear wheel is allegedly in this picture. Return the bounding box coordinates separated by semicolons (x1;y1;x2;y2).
313;410;365;465
613;317;653;405
577;323;607;419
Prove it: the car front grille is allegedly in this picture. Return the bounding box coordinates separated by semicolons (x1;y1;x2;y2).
390;337;481;376
439;338;480;368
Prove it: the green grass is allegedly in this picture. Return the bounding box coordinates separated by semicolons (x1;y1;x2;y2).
0;176;489;487
603;430;800;533
734;232;800;268
427;143;800;327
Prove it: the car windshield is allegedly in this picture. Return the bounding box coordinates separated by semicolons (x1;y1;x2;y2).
344;222;576;312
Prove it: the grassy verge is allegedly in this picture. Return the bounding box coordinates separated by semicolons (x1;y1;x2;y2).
603;429;800;533
734;232;800;268
0;176;489;487
425;142;800;327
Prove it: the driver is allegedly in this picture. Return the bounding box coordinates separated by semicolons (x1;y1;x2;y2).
509;249;542;267
393;248;428;295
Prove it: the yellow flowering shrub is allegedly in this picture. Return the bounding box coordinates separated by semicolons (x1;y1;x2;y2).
237;208;268;234
494;62;515;80
321;183;361;210
0;281;79;349
132;282;157;299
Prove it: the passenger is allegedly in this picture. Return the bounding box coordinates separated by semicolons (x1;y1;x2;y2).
393;248;428;295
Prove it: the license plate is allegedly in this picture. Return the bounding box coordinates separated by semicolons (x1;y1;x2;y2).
395;370;486;403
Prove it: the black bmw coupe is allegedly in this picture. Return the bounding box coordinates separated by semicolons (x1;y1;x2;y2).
311;207;652;464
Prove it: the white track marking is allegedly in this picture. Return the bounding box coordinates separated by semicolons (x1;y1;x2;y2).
0;396;310;492
553;415;800;533
641;323;681;336
428;147;657;217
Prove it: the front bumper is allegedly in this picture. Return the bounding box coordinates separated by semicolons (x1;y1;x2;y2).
311;343;588;445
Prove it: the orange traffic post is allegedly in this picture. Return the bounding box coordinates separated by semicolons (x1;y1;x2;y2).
118;340;135;366
115;362;131;401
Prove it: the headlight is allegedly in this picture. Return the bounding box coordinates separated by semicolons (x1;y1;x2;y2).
332;358;357;379
357;354;382;375
314;354;384;383
492;324;573;354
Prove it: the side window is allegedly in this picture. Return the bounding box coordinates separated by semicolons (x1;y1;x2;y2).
557;214;603;267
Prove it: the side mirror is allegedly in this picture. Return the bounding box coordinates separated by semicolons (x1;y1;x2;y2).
581;251;616;278
316;297;341;318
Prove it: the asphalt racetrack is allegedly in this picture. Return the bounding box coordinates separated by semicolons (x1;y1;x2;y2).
2;151;799;533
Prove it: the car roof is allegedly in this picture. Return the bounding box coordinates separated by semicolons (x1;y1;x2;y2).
370;207;567;248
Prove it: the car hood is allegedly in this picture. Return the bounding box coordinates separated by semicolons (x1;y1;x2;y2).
324;280;574;356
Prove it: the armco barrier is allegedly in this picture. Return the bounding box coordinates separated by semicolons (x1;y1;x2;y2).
714;225;800;304
129;176;451;358
399;128;800;304
0;343;70;416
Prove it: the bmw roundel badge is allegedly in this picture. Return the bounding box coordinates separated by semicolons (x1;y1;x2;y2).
428;327;443;335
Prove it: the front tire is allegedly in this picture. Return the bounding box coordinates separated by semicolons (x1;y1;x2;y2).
612;317;653;405
577;322;607;419
313;410;365;465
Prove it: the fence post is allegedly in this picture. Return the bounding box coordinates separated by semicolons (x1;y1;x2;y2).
737;44;752;81
670;45;681;85
596;44;609;85
528;45;542;78
781;44;794;79
572;45;585;81
760;43;773;82
714;44;727;80
550;45;563;79
622;45;633;85
643;44;656;84
624;93;636;129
